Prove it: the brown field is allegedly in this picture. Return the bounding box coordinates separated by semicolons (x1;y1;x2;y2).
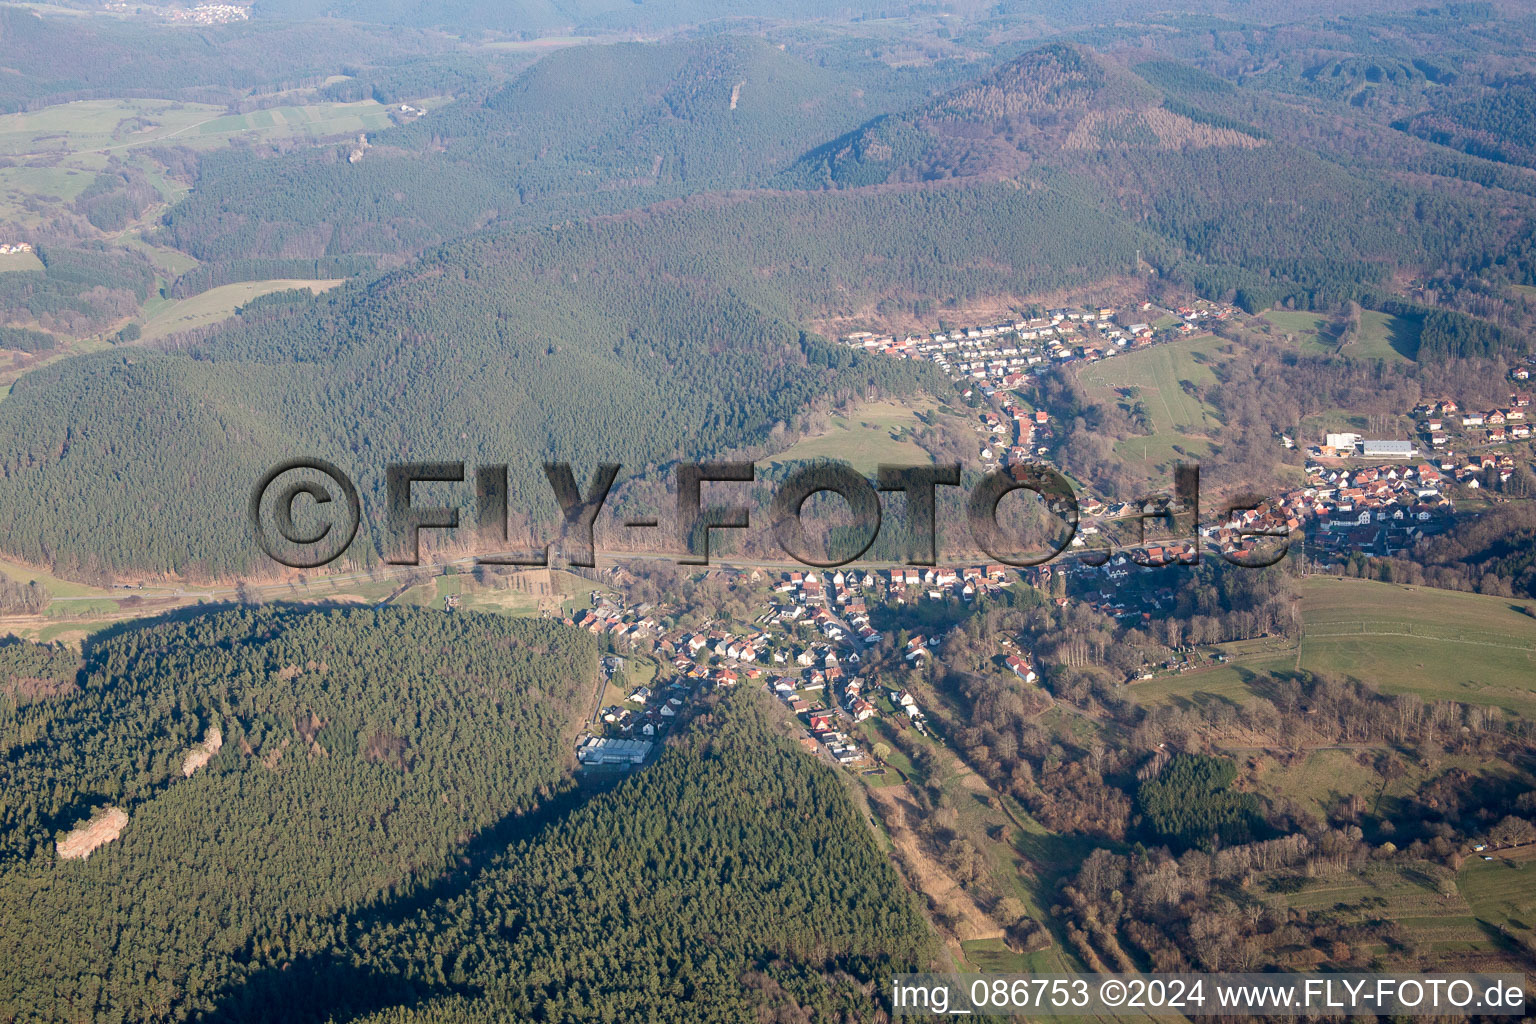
867;784;1004;943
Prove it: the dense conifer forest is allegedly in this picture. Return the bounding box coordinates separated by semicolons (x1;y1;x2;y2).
210;694;936;1023
0;613;933;1022
0;607;596;1020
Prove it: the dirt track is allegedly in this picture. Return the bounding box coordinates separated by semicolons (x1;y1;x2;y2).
867;784;1003;942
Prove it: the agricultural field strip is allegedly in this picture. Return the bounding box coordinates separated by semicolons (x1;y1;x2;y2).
1304;624;1536;651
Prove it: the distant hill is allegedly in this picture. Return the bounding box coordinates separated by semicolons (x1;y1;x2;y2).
0;6;447;113
783;44;1265;189
249;0;904;34
157;36;922;263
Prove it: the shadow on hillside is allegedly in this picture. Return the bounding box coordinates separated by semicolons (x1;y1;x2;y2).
79;599;407;661
80;601;399;666
198;957;479;1024
198;761;603;1021
1387;315;1423;360
79;600;244;659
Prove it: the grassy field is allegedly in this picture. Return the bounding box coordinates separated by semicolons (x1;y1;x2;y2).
482;35;599;51
1079;335;1226;477
1297;577;1536;713
1078;335;1224;436
138;278;345;340
0;96;408;235
0;554;126;600
1261;309;1329;340
1261;308;1417;361
0;250;44;273
1131;652;1299;708
0;556;573;645
1111;432;1213;473
1349;310;1419;361
766;398;939;473
0;98;399;160
1134;577;1536;714
1460;845;1536;941
1248;747;1512;824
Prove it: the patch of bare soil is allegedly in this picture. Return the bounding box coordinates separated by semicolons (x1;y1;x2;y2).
868;784;1003;942
180;725;223;777
56;806;129;860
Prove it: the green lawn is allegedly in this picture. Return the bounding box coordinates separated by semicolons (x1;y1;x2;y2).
139;278;345;340
1111;432;1213;474
1248;748;1506;823
1131;653;1298;708
1262;308;1417;361
0;554;121;600
1261;309;1329;340
1297;577;1536;714
1134;577;1536;714
1349;310;1419;361
0;250;44;273
1078;334;1223;437
766;398;939;473
1461;847;1536;940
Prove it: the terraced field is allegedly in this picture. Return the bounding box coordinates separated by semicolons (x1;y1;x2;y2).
1271;863;1493;955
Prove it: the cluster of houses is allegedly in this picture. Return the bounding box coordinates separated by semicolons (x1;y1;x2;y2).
1196;457;1460;561
977;404;1052;466
0;242;33;255
776;565;1015;618
162;3;249;23
1418;394;1534;450
569;562;1027;771
842;301;1236;401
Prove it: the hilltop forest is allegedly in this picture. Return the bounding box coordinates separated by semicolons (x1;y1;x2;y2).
0;610;933;1021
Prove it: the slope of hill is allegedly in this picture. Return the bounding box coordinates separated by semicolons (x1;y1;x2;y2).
0;606;596;1021
784;44;1264;189
205;692;937;1024
0;181;1136;580
0;6;448;113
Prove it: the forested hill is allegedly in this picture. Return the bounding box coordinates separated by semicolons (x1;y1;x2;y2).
784;40;1534;314
0;606;596;1021
782;44;1261;189
156;36;930;264
0;182;1136;580
210;692;937;1024
0;6;450;113
249;0;901;34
